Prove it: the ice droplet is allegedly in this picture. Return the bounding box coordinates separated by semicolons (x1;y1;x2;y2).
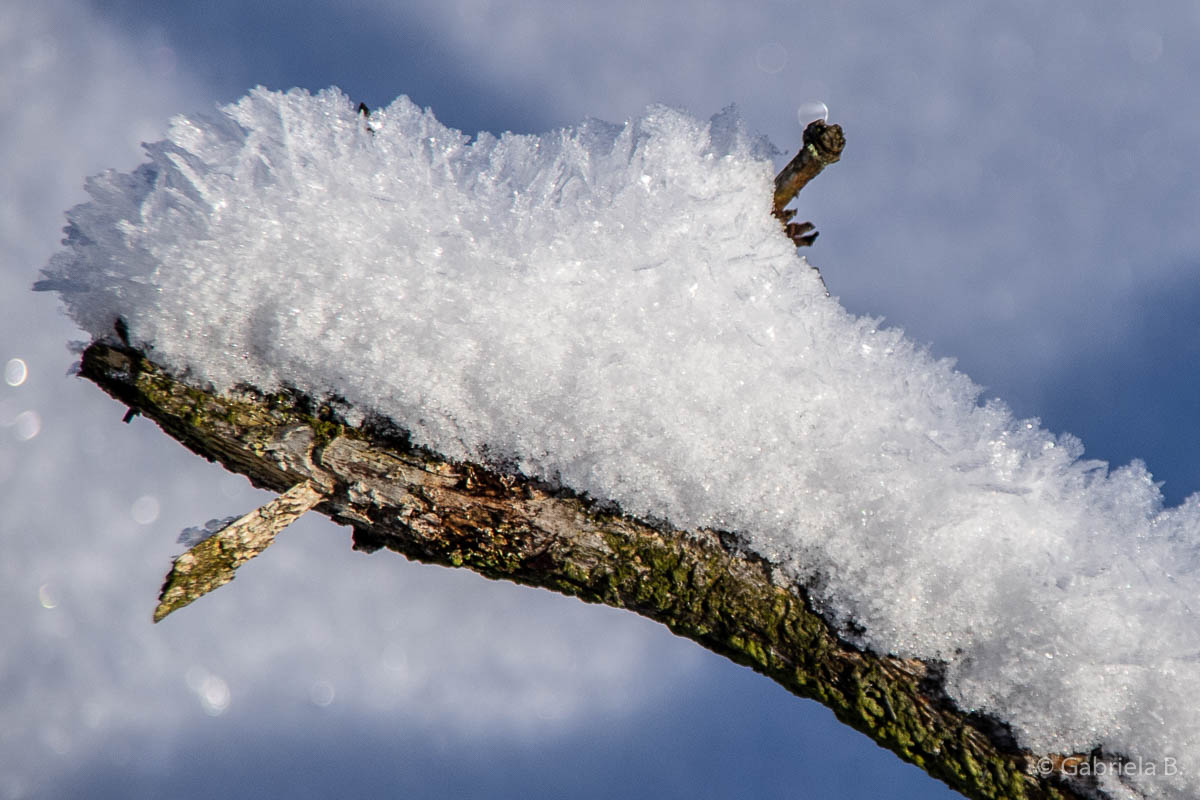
797;101;829;126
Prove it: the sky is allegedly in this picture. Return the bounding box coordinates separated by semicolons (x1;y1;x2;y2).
3;1;1199;798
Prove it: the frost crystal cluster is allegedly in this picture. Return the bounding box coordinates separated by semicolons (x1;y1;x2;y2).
41;87;1200;799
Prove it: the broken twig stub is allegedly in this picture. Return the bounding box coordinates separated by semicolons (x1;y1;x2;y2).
772;119;846;247
153;481;326;622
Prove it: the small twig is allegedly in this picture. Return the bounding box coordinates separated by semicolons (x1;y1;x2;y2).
773;119;845;214
153;481;326;622
356;101;375;135
772;119;845;247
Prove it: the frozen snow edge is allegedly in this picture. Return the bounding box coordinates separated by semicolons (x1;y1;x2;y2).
43;87;1200;799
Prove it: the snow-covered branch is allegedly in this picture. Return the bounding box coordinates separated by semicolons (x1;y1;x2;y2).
81;340;1090;800
42;88;1200;800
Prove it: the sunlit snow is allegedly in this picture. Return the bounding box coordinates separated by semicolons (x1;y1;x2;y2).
40;86;1200;799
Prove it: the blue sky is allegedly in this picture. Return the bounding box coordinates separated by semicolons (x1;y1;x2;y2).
3;1;1199;798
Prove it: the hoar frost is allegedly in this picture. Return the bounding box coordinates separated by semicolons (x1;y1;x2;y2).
41;87;1200;799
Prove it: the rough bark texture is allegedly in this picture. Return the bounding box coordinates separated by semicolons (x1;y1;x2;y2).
77;340;1119;800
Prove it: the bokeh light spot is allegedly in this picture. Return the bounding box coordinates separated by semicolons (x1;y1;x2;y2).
754;42;787;74
13;410;41;441
309;680;335;707
187;666;231;716
131;495;160;525
4;358;28;386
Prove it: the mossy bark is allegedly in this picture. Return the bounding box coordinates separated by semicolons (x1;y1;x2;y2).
81;341;1107;800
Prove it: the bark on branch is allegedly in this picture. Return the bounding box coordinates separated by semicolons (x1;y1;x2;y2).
80;340;1109;800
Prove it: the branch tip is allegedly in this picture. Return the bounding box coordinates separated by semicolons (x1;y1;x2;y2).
772;119;845;247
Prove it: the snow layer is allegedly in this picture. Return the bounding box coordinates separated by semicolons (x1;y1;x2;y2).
41;87;1200;798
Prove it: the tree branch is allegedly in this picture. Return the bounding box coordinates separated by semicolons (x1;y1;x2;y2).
80;340;1105;800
